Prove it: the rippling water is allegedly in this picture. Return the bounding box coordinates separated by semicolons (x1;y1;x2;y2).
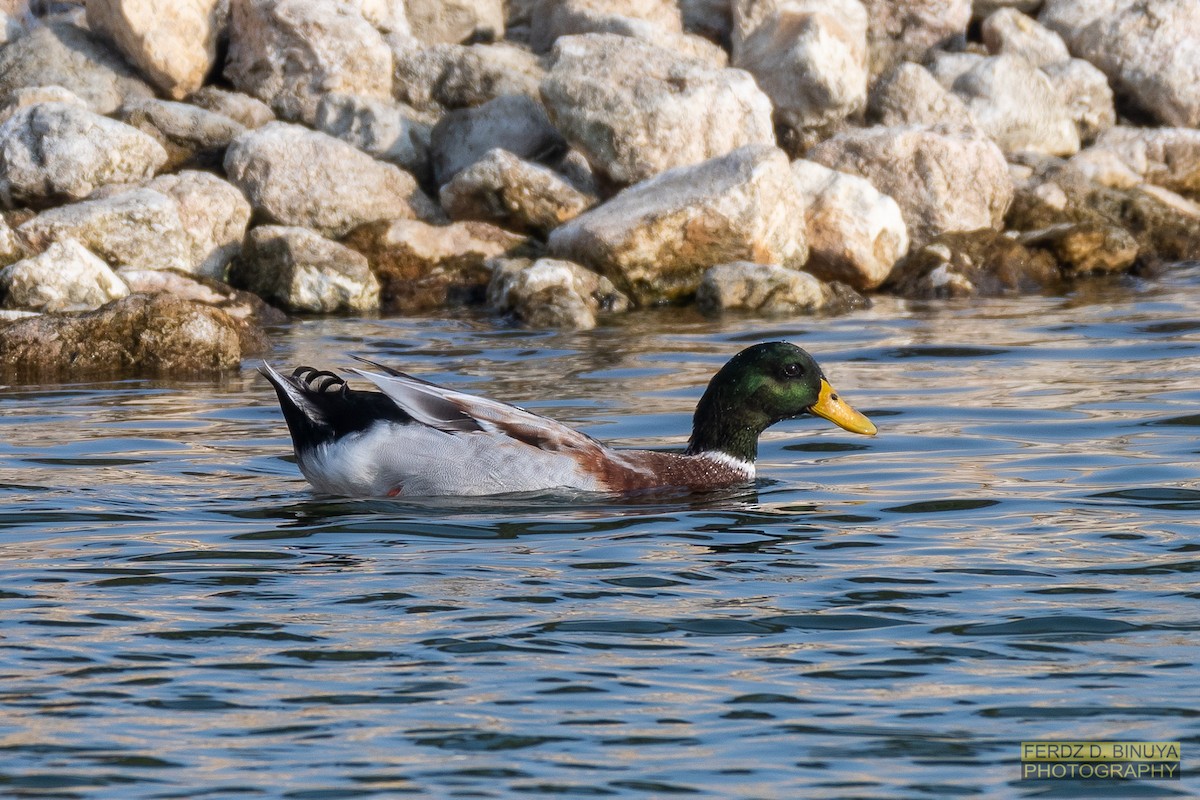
3;266;1200;798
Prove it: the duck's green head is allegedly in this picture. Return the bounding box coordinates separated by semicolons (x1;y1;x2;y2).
686;342;876;463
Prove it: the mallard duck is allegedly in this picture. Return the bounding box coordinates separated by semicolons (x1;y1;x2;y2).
262;342;876;497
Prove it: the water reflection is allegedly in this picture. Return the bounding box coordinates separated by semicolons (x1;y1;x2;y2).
2;267;1200;797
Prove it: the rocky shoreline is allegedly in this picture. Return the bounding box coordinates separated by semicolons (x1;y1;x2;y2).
0;0;1197;377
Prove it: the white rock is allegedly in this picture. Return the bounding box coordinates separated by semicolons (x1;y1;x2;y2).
439;148;595;236
117;97;246;171
531;0;683;52
949;55;1080;156
86;0;223;100
1040;0;1200;127
1082;126;1200;197
225;122;435;239
0;238;129;312
392;42;544;114
734;0;868;133
230;225;380;313
404;0;504;44
0;102;166;208
0;21;155;114
867;62;975;128
981;7;1070;68
16;188;192;272
188;86;276;129
860;0;972;77
489;256;629;329
430;94;563;186
548;144;808;306
145;171;252;281
0;85;89;124
792;159;908;290
808;124;1013;249
1041;58;1115;144
225;0;393;124
314;92;430;178
540;33;775;185
696;261;839;314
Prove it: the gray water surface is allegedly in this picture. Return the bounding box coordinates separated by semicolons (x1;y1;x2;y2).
2;267;1199;798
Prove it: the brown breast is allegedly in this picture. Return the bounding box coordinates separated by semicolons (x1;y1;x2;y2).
587;449;753;493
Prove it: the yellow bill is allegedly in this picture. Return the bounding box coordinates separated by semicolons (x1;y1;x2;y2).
809;379;877;436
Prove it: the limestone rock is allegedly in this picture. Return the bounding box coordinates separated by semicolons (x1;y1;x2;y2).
867;63;975;128
1041;0;1200;127
86;0;222;100
430;94;564;187
808;124;1013;249
489;256;629;329
697;261;865;314
144;171;252;281
949;55;1079;157
342;218;529;312
0;102;167;208
405;0;504;44
531;0;682;52
0;85;89;124
981;7;1070;68
314;92;431;181
885;230;1059;298
224;122;437;239
860;0;972;78
1041;59;1115;145
188;86;276;129
792;159;908;291
548;144;808;306
118;97;245;171
16;188;192;272
225;0;393;124
0;238;129;312
230;225;380;313
1084;127;1200;199
734;1;868;134
392;42;544;114
439;148;595;236
0;22;155;114
0;293;265;379
540;33;774;186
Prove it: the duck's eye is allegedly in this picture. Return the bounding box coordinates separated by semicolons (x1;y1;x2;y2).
782;362;803;378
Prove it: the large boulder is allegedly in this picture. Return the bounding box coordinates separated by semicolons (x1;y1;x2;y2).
117;97;246;171
224;122;437;238
808;125;1013;249
439;148;595;236
342;218;530;312
0;293;266;379
489;256;630;329
86;0;223;100
16;189;193;273
548;144;808;306
540;34;774;186
0;22;155;114
867;62;975;128
980;7;1070;68
0;238;129;312
225;0;393;124
860;0;972;78
1080;127;1200;199
791;159;908;291
1041;59;1115;145
313;92;431;180
734;0;868;137
392;42;544;114
143;171;252;281
404;0;504;44
230;225;380;313
1040;0;1200;127
948;54;1079;156
0;102;167;209
430;93;564;186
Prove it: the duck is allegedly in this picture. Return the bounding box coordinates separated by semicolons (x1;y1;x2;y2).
261;341;877;498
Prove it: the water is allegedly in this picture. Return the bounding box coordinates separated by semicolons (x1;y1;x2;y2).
2;266;1199;799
